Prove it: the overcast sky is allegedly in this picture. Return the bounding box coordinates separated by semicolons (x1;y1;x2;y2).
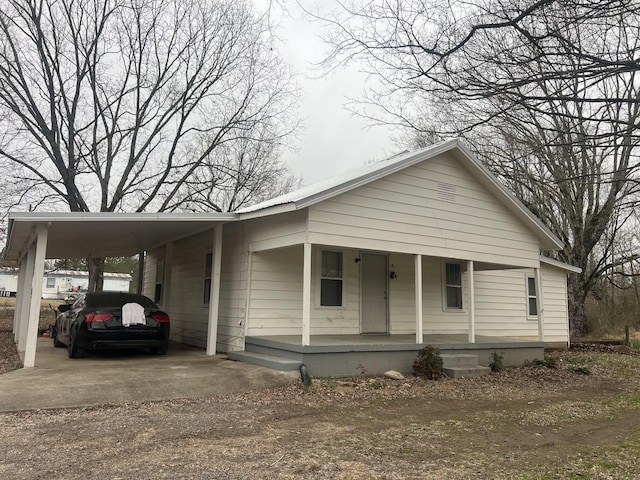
262;1;400;184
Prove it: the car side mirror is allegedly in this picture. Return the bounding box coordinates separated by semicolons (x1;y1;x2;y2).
57;304;71;313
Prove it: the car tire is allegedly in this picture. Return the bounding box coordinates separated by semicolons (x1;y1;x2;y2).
67;330;85;358
150;343;169;355
52;327;65;348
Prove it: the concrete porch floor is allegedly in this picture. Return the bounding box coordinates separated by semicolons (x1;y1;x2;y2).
247;334;542;348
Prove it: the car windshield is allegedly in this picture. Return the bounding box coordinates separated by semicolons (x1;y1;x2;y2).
85;293;157;309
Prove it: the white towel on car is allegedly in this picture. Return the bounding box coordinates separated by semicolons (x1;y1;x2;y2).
122;302;146;327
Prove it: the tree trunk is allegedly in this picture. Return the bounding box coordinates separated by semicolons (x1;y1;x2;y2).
567;273;588;337
87;256;105;292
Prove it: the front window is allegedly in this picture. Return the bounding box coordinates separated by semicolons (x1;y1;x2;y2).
445;262;462;309
46;277;55;288
320;251;343;307
527;275;538;317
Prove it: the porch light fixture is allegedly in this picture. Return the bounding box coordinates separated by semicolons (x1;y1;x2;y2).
389;271;397;279
354;257;361;263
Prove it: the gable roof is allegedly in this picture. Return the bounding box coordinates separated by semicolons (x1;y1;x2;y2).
239;138;563;250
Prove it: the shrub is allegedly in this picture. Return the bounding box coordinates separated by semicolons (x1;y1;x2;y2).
413;345;444;379
489;352;504;372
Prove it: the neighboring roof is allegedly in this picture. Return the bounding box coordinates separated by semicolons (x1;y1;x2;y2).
4;212;236;261
540;256;582;273
0;267;132;279
238;138;563;250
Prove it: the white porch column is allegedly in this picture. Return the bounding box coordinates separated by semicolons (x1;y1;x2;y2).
243;250;254;349
302;242;312;346
467;260;475;344
18;245;36;352
206;225;223;356
534;267;545;342
24;226;49;368
415;254;423;344
13;254;28;342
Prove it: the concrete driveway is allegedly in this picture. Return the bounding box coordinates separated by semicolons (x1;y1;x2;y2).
0;338;298;412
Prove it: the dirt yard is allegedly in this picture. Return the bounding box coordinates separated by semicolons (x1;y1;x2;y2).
2;310;640;479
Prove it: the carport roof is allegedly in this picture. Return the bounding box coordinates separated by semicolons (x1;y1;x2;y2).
4;212;237;260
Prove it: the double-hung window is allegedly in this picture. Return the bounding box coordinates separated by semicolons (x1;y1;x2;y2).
445;262;463;310
320;251;343;307
526;275;538;317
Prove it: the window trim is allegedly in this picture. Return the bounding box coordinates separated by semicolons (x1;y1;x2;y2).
442;261;464;312
317;249;345;308
45;277;56;289
526;274;539;319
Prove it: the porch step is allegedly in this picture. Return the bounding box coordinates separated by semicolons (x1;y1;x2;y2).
441;354;481;367
443;366;491;379
441;354;490;378
227;351;301;371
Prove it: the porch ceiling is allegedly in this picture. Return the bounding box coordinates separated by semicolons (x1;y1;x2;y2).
4;212;237;260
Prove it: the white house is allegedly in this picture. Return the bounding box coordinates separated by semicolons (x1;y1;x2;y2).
0;267;131;299
5;139;579;374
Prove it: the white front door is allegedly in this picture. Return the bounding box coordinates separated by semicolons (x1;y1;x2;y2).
361;252;388;333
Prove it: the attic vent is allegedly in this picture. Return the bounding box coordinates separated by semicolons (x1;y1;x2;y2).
438;182;457;202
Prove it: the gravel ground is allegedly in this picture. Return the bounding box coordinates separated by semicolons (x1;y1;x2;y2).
2;312;640;479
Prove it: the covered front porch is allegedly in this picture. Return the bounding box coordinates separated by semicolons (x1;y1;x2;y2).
230;334;545;377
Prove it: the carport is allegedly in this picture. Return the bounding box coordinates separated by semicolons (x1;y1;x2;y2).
4;212;238;368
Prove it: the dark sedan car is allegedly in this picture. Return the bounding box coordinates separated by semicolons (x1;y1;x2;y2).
52;292;170;358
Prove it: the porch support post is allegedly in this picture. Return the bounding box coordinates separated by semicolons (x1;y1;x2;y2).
24;226;49;368
18;245;36;352
302;242;312;346
467;260;475;344
415;254;423;344
13;254;28;342
206;225;223;356
534;267;545;342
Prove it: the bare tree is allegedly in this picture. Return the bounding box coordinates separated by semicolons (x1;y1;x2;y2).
319;0;640;336
0;0;298;288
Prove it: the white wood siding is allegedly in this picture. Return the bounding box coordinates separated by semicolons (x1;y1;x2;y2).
474;270;539;338
245;246;362;336
307;153;540;267
243;210;307;252
540;264;570;342
387;254;569;342
163;232;212;347
217;223;248;351
246;246;303;336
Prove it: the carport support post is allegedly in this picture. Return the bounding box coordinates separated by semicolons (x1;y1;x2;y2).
467;260;475;344
415;254;423;344
24;226;48;368
535;267;545;341
302;242;311;346
17;245;36;352
206;225;223;356
13;254;28;342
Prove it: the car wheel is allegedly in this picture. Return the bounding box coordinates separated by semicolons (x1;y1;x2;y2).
150;343;168;355
52;327;65;348
67;330;85;358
